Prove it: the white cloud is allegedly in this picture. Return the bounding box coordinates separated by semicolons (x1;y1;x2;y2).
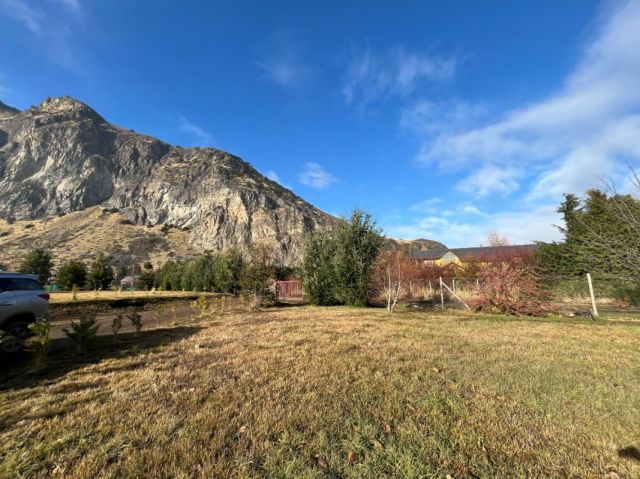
265;170;291;189
414;0;640;199
266;170;282;183
178;115;212;145
298;163;337;189
258;56;311;89
257;31;311;89
456;165;521;197
342;47;455;112
1;0;87;71
409;197;442;212
385;204;561;247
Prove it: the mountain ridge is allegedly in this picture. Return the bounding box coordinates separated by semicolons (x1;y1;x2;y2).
0;96;337;264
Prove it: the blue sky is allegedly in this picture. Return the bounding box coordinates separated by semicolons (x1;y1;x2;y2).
2;0;639;247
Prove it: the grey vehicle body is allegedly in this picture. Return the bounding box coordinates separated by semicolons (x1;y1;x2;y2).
0;272;51;354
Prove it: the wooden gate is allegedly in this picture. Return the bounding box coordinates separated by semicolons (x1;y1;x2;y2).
275;280;304;300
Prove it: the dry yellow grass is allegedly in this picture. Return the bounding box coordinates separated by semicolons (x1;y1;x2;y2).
48;290;208;305
0;206;198;269
1;306;639;478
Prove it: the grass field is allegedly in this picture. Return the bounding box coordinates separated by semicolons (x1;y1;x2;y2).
1;306;639;478
48;290;213;304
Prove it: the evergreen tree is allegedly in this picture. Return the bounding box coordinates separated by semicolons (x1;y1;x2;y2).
333;209;384;306
56;260;88;290
19;248;53;285
136;261;155;290
240;244;275;309
301;231;338;305
214;248;244;295
87;253;115;290
540;189;640;279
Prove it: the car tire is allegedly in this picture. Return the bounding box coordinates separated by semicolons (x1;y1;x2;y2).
1;320;31;354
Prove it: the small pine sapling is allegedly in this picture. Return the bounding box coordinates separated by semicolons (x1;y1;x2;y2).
153;303;166;327
169;303;178;325
112;314;123;336
197;294;208;317
26;318;52;370
127;311;143;336
71;283;80;301
189;300;198;321
64;311;99;356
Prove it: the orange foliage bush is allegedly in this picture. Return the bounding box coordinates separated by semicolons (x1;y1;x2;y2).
470;261;552;316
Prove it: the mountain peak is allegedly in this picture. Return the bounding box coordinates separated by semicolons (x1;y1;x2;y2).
0;95;337;263
0;100;20;118
37;96;105;122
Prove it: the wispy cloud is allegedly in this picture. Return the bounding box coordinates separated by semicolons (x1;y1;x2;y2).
413;0;640;199
58;0;81;13
2;0;45;34
386;204;561;247
257;31;312;89
298;163;337;189
265;170;291;189
178;115;212;145
342;47;456;112
1;0;87;72
409;197;442;212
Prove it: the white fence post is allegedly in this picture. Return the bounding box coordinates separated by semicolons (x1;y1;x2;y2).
440;278;470;310
587;273;598;319
439;277;444;308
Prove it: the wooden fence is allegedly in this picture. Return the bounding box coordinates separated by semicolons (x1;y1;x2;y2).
275;280;304;300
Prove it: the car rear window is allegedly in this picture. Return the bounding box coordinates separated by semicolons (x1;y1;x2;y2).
0;278;44;292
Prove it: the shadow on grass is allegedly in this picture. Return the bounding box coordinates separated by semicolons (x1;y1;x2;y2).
619;446;640;463
0;326;203;392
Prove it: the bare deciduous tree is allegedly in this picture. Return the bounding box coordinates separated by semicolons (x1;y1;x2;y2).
487;231;511;247
375;250;414;312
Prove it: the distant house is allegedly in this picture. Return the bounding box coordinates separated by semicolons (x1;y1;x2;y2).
120;275;137;290
411;244;539;266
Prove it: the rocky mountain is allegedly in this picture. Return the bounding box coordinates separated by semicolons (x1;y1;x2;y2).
0;96;337;264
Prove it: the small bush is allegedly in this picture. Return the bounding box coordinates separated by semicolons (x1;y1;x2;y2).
26;319;52;370
169;303;178;324
153;303;165;326
240;244;276;311
127;312;143;336
112;314;123;336
470;261;552;316
64;311;99;355
189;300;198;320
196;294;208;317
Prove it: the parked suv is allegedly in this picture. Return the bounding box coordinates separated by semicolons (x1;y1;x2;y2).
0;272;51;354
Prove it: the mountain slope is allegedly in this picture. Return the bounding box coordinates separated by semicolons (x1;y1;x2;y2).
0;97;337;264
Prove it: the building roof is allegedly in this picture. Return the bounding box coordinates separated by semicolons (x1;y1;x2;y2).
410;248;449;260
450;244;539;260
410;244;539;261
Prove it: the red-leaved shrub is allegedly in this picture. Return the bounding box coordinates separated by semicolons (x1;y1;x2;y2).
470;261;552;316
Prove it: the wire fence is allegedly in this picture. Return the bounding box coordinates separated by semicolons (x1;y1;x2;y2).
274;273;639;319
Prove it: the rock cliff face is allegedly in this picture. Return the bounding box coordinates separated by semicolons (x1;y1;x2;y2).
0;96;336;263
